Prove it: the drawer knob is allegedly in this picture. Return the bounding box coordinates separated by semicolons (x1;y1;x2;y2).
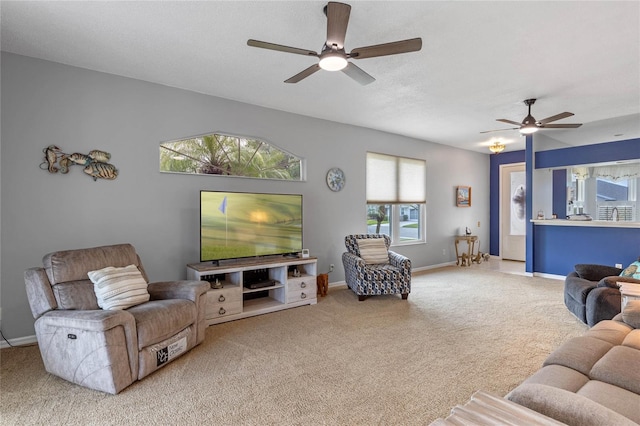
300;282;306;288
301;292;307;299
219;307;226;315
218;295;226;302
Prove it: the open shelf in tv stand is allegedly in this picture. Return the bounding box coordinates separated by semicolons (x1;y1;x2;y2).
186;256;317;326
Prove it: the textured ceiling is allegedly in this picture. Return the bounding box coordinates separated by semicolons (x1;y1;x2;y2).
1;1;639;153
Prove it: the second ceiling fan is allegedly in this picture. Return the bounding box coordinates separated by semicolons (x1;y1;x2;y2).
482;99;583;135
247;2;422;85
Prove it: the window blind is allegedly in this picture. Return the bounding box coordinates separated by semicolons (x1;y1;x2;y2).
366;152;426;204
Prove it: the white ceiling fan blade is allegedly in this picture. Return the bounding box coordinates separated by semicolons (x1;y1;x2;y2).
341;62;375;85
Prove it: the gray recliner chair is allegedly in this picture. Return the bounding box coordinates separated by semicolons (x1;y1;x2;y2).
564;263;640;327
24;243;209;394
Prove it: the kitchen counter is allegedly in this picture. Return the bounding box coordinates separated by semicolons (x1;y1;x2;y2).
531;219;639;228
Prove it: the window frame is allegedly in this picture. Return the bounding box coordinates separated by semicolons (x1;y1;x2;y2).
159;131;306;181
365;152;427;246
568;170;638;221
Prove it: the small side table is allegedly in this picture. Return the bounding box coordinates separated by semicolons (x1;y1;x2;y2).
455;235;477;266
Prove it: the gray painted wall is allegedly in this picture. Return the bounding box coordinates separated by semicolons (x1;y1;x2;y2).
1;53;489;340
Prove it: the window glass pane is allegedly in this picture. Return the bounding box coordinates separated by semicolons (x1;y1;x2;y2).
160;133;303;181
597;178;629;201
366;204;425;245
366;204;391;237
596;177;636;221
398;204;421;242
568;170;638;221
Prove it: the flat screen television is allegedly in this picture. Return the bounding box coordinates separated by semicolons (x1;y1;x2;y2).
200;191;303;263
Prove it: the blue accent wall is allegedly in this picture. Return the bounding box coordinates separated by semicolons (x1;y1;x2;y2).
489;137;638;276
531;137;639;274
525;136;534;273
552;169;567;218
534;225;640;275
489;150;525;255
536;138;640;169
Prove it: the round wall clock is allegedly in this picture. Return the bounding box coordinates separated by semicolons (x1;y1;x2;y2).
326;167;345;192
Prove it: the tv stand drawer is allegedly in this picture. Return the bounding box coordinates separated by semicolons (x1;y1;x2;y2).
287;277;317;303
206;288;242;318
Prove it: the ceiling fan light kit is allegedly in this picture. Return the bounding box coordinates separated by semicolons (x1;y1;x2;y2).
520;122;539;135
247;2;422;85
489;142;505;154
319;50;348;71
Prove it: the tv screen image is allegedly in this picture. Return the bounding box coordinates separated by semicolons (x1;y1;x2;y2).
200;191;303;262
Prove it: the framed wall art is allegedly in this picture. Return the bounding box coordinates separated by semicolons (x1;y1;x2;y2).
456;186;471;207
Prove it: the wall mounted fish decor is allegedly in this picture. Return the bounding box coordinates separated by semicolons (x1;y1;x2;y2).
40;145;118;181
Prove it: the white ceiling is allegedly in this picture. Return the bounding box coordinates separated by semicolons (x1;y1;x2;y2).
2;1;639;154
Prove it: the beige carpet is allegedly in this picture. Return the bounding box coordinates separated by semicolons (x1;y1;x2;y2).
1;267;587;425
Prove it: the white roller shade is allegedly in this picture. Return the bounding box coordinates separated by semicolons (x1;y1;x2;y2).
366;152;426;204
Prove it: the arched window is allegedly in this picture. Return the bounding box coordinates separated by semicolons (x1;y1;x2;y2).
160;133;304;181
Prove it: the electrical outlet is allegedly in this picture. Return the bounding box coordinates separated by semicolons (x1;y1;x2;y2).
477;221;481;227
329;264;334;273
615;263;623;269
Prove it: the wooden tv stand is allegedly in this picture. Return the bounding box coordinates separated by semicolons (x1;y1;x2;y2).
187;256;317;326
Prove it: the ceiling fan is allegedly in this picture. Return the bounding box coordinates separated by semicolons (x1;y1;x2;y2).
481;99;583;135
247;1;422;85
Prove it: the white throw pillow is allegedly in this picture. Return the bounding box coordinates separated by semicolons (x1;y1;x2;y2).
356;238;389;264
88;264;150;310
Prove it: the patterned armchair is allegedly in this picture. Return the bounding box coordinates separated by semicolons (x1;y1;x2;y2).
342;234;411;301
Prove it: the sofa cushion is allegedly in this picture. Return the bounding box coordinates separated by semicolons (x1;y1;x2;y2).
590;346;640;394
128;299;196;350
576;380;640;424
574;264;622;282
620;260;640;280
356;238;389;264
622;329;640;351
507;383;638;426
543;336;613;376
586;319;634;345
88;265;150;310
622;301;640;329
520;364;589;393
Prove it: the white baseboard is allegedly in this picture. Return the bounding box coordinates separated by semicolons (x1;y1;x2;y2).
413;262;456;272
0;334;37;349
